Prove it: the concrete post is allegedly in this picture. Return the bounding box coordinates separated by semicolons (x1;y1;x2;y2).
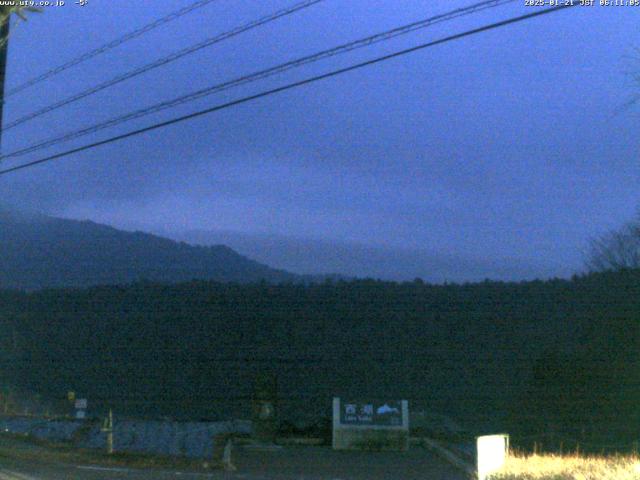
101;409;114;454
212;433;236;471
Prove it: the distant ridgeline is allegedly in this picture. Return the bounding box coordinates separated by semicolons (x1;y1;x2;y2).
0;211;302;290
0;270;638;443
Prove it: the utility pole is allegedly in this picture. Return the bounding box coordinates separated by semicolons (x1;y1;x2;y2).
0;6;41;152
0;6;10;151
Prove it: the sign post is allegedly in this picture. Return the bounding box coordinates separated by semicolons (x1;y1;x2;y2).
74;398;87;420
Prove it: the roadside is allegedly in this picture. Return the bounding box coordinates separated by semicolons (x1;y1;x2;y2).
234;444;467;480
0;433;213;472
0;434;467;479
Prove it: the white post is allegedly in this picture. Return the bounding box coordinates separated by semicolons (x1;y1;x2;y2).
477;434;509;480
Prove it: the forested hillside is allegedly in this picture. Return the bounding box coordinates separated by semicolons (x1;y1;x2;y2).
1;270;638;442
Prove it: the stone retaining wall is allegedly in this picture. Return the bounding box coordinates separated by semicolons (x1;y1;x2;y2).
0;416;252;458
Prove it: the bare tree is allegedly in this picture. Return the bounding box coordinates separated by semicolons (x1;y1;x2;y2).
586;213;640;272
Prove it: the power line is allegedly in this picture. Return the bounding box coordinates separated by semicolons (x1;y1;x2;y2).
0;4;578;177
0;0;517;161
1;0;323;131
3;0;222;99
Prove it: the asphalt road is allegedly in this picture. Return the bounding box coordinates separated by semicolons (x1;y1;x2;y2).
0;445;467;479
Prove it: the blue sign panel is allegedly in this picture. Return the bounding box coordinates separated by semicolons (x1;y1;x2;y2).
340;400;403;426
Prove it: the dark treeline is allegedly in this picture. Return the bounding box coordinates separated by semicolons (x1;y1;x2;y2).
0;270;638;444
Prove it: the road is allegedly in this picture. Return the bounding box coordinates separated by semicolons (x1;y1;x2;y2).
0;444;467;479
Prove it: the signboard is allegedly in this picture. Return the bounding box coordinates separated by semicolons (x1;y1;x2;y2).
74;398;87;410
75;410;86;420
332;397;409;450
339;400;403;427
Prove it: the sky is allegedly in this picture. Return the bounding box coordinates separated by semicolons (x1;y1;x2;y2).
0;0;638;281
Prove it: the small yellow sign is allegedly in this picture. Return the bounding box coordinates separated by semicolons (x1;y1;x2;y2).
67;391;76;402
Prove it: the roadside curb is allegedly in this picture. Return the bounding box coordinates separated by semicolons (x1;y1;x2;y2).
415;437;476;478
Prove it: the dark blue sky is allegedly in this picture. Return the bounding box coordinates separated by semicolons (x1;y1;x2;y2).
1;0;638;280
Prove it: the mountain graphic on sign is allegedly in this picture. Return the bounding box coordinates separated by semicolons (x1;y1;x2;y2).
376;404;399;415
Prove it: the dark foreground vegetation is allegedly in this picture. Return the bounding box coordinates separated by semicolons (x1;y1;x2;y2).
0;270;638;445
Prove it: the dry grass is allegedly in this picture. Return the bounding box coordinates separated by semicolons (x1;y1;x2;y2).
490;453;640;480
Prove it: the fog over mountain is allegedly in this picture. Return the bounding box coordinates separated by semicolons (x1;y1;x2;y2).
162;228;571;283
0;207;569;289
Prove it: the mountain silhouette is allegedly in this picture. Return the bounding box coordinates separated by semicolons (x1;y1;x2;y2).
0;210;298;290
